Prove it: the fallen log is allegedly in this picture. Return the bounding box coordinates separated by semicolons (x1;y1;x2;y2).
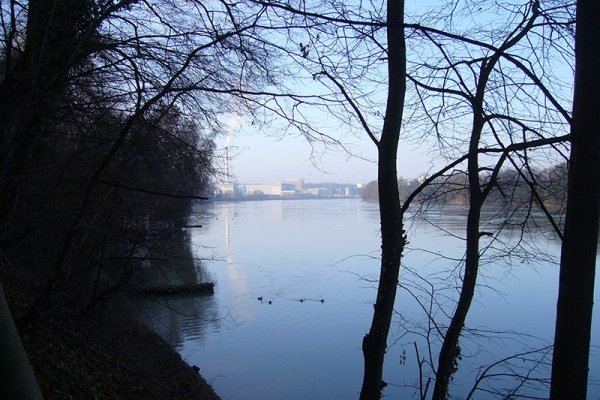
139;283;214;295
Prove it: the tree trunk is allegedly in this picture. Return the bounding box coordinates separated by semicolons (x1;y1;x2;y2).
430;91;486;395
429;12;538;392
0;0;94;228
0;282;43;399
550;0;600;397
359;1;406;399
431;201;481;399
0;1;95;393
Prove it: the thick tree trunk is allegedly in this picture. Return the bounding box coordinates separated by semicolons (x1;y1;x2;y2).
0;0;94;228
359;1;406;399
550;0;600;398
0;282;43;399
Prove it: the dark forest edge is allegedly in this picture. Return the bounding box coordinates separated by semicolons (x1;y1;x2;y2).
0;0;221;397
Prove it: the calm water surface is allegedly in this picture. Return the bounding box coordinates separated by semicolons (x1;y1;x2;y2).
141;199;600;399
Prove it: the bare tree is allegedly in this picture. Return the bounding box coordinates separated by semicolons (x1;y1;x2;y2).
0;0;290;297
243;1;573;398
397;1;573;397
0;1;294;394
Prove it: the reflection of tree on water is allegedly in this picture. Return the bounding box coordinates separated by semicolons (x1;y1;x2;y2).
392;204;561;397
142;237;200;287
137;287;220;348
134;228;220;348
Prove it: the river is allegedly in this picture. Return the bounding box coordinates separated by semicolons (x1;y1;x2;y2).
139;198;600;399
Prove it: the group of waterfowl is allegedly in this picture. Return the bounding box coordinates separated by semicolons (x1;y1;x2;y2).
256;296;324;304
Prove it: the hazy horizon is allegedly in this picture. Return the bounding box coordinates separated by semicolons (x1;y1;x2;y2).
219;130;435;185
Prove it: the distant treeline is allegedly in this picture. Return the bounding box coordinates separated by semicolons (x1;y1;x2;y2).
361;163;568;208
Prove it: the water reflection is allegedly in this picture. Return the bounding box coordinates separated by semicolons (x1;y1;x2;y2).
222;202;256;323
139;199;599;399
134;251;219;347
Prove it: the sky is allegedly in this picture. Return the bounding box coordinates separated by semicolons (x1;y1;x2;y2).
209;0;447;186
208;0;572;186
219;122;436;185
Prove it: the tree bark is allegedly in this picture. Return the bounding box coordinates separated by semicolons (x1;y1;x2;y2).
432;202;482;399
550;0;600;397
359;1;406;399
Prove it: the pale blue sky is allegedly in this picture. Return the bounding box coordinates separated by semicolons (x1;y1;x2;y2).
221;129;435;185
213;0;572;186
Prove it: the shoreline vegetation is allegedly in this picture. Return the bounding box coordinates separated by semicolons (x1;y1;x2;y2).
359;163;568;209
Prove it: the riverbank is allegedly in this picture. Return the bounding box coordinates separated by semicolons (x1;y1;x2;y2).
1;267;220;400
